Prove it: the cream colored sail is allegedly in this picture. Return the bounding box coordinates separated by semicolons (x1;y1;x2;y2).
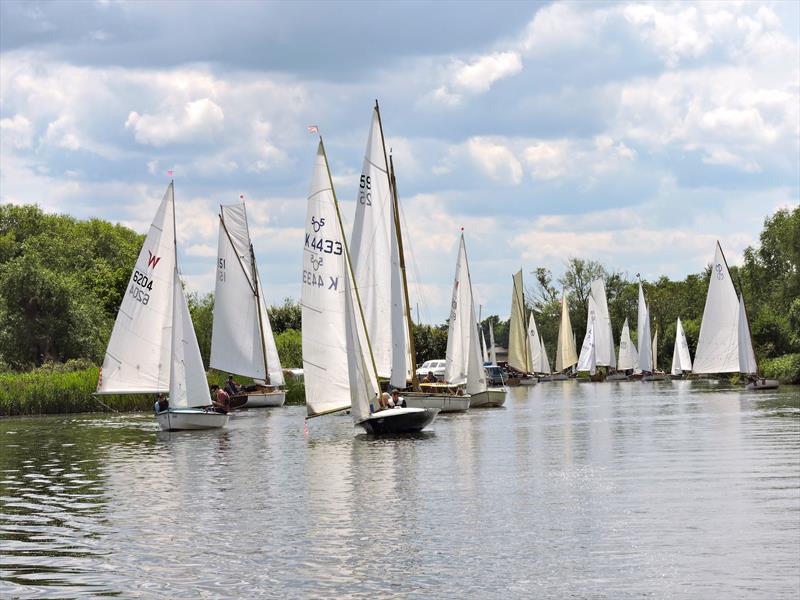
693;242;740;373
737;294;758;375
637;283;652;372
590;278;616;367
540;335;551;374
97;183;176;395
169;270;212;409
671;317;693;375
301;141;353;417
210;202;283;385
508;270;529;373
527;312;543;373
618;317;638;370
555;291;578;372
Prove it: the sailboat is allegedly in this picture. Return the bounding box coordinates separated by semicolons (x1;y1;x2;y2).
635;282;652;378
538;335;553;379
443;233;505;408
615;317;638;380
552;291;578;380
644;327;666;380
507;270;537;385
96;183;227;431
210;201;285;407
693;242;778;390
301;137;437;433
577;295;601;380
350;102;469;412
670;317;692;377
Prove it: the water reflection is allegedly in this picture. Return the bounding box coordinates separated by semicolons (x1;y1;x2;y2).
1;383;799;598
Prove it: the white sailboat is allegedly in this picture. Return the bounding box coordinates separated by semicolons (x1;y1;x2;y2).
644;327;666;381
577;295;599;378
351;102;468;412
670;317;693;377
507;269;536;384
444;234;505;408
301;138;437;432
612;318;638;381
693;242;777;389
553;290;578;378
636;282;653;374
96;183;227;430
590;279;617;369
210;202;285;407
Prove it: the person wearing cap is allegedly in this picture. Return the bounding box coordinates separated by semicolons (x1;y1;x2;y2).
390;389;406;408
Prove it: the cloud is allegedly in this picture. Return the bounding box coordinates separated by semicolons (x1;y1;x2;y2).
466;137;523;184
125;98;225;147
432;51;523;106
0;113;33;148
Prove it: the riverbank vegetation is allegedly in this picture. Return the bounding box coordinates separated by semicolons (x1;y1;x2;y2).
1;205;796;416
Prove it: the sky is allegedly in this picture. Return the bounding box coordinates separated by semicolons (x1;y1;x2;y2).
1;0;798;324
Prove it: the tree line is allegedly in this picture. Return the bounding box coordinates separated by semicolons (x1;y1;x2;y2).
1;204;796;377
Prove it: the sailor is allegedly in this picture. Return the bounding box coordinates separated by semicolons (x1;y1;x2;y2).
153;393;169;414
210;385;231;413
390;389;406;408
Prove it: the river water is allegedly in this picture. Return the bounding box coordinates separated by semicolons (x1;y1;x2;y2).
1;381;798;599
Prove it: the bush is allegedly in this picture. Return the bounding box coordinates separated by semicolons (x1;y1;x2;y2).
760;353;800;384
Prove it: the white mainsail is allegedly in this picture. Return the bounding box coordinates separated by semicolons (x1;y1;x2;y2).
169;271;212;409
210;202;284;385
637;283;652;372
693;242;741;373
349;106;407;388
489;321;497;365
539;335;552;374
555;291;578;372
737;294;758;375
671;317;693;375
301;141;353;417
527;312;543;374
480;328;489;364
577;317;597;375
97;184;176;395
508;270;529;373
444;234;486;394
618;317;638;371
652;328;659;371
590;278;616;367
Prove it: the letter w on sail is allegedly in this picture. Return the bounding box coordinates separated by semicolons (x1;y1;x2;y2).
147;250;161;269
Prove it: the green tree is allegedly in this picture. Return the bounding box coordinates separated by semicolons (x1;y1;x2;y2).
187;292;215;367
268;298;301;334
275;328;302;368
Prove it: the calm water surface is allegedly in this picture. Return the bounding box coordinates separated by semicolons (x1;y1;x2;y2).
1;381;799;598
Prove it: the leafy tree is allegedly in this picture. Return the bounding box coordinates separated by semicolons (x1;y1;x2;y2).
268;297;301;334
275;328;302;368
413;323;448;365
187;292;215;367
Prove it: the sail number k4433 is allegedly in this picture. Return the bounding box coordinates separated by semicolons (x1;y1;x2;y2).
304;234;342;255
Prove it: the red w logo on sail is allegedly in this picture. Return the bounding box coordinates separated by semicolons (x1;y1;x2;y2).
147;250;161;269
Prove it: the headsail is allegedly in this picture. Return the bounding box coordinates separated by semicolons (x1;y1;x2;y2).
737;294;758;375
97;184;176;395
527;312;542;374
344;270;379;422
671;317;693;375
508;270;529;373
693;242;740;373
539;335;552;374
489;321;497;366
618;317;638;371
480;327;489;364
652;328;659;371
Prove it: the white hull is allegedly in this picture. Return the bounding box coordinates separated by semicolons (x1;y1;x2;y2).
156;408;229;431
240;390;286;407
746;378;779;390
404;392;471;413
469;388;507;408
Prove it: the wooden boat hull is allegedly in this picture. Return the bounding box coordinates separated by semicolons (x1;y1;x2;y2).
642;373;667;381
356;407;438;434
469;388;507;408
549;374;571;381
403;392;471;413
156;408;229;431
746;378;779;390
236;390;286;407
605;372;628;381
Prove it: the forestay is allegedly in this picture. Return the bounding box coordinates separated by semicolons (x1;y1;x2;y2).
301;142;353;417
693;242;741;374
590;278;616;367
637;283;652;372
671;317;693;375
97;184;175;395
508;270;530;373
170;271;212;409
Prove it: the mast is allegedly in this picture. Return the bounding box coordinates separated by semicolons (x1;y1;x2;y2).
319;137;380;389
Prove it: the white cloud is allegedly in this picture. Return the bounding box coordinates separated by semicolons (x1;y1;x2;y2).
431;50;523;106
0;114;33;149
466;137;523;184
523;140;570;180
125;98;225;147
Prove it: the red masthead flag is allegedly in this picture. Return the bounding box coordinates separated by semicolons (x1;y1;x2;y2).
307;125;319;134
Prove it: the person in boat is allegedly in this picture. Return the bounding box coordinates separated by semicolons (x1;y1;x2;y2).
210;384;231;413
153;393;169;414
424;371;437;384
378;391;391;410
224;375;242;397
390;389;406;408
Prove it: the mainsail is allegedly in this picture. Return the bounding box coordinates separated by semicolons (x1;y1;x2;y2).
210;202;284;385
555;291;578;372
508;270;530;373
301;141;354;417
652;328;659;371
671;317;693;375
637;283;652;372
590;278;616;367
577;317;597;375
527;312;543;374
693;242;741;374
480;328;489;364
618;317;638;371
97;184;176;395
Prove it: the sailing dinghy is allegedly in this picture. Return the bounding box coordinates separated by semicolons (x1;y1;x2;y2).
210;201;285;407
693;242;778;390
670;317;693;378
96;183;226;431
302;138;437;433
552;291;578;380
506;270;537;385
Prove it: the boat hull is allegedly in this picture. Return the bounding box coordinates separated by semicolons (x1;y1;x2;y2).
356;407;438;434
746;378;779;390
156;408;229;431
642;373;667;381
506;377;537;386
237;390;286;407
403;392;470;413
605;372;628;381
469;388;507;408
549;373;571;381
